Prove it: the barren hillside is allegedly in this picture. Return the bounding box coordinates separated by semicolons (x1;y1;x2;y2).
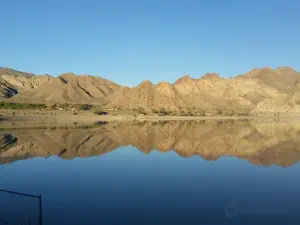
108;67;300;114
1;66;300;114
0;68;121;104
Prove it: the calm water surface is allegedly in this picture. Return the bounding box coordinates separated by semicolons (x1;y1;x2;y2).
0;120;300;225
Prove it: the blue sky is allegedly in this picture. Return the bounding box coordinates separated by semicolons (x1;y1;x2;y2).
1;0;299;86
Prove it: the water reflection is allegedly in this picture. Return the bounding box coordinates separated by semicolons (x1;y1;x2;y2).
1;120;300;167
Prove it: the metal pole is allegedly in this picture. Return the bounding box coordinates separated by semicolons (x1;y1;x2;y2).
0;189;40;198
39;195;43;225
0;189;42;224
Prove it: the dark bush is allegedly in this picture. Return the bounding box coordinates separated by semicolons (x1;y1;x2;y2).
0;102;46;110
158;108;168;116
79;104;93;111
93;109;108;115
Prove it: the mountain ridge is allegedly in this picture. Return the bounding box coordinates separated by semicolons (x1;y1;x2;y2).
1;66;300;114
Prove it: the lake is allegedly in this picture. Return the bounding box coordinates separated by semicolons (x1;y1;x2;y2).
0;119;300;225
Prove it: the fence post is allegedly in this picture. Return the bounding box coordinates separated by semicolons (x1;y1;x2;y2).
39;195;43;225
0;189;43;225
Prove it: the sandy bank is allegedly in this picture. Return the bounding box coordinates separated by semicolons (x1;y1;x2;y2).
1;113;300;129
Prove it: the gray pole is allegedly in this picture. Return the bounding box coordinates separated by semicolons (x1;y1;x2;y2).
0;189;43;225
39;195;43;225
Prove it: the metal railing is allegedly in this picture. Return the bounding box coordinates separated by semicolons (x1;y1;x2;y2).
0;189;43;225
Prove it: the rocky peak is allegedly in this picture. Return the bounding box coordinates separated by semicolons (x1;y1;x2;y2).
173;75;200;95
156;81;172;87
60;72;76;76
275;66;299;74
241;67;271;78
0;67;35;77
174;75;194;84
137;80;154;88
201;73;220;80
59;72;78;82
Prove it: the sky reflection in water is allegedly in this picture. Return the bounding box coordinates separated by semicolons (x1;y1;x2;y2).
0;120;300;225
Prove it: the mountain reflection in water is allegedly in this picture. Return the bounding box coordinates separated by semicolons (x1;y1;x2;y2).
1;119;300;167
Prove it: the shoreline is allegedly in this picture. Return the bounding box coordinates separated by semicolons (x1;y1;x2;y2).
1;113;299;120
0;113;299;129
1;108;300;129
0;114;287;122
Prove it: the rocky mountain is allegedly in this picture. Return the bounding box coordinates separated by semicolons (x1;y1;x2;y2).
1;120;300;167
0;77;18;98
0;68;121;104
0;67;35;77
1;66;300;114
108;67;300;114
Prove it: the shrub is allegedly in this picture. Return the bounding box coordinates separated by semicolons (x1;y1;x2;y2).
0;102;46;110
216;109;223;115
158;108;168;116
93;109;108;115
137;107;146;114
196;110;206;116
185;108;193;116
79;104;92;111
49;104;57;110
151;109;159;114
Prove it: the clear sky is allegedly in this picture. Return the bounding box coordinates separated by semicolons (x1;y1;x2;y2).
1;0;299;86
